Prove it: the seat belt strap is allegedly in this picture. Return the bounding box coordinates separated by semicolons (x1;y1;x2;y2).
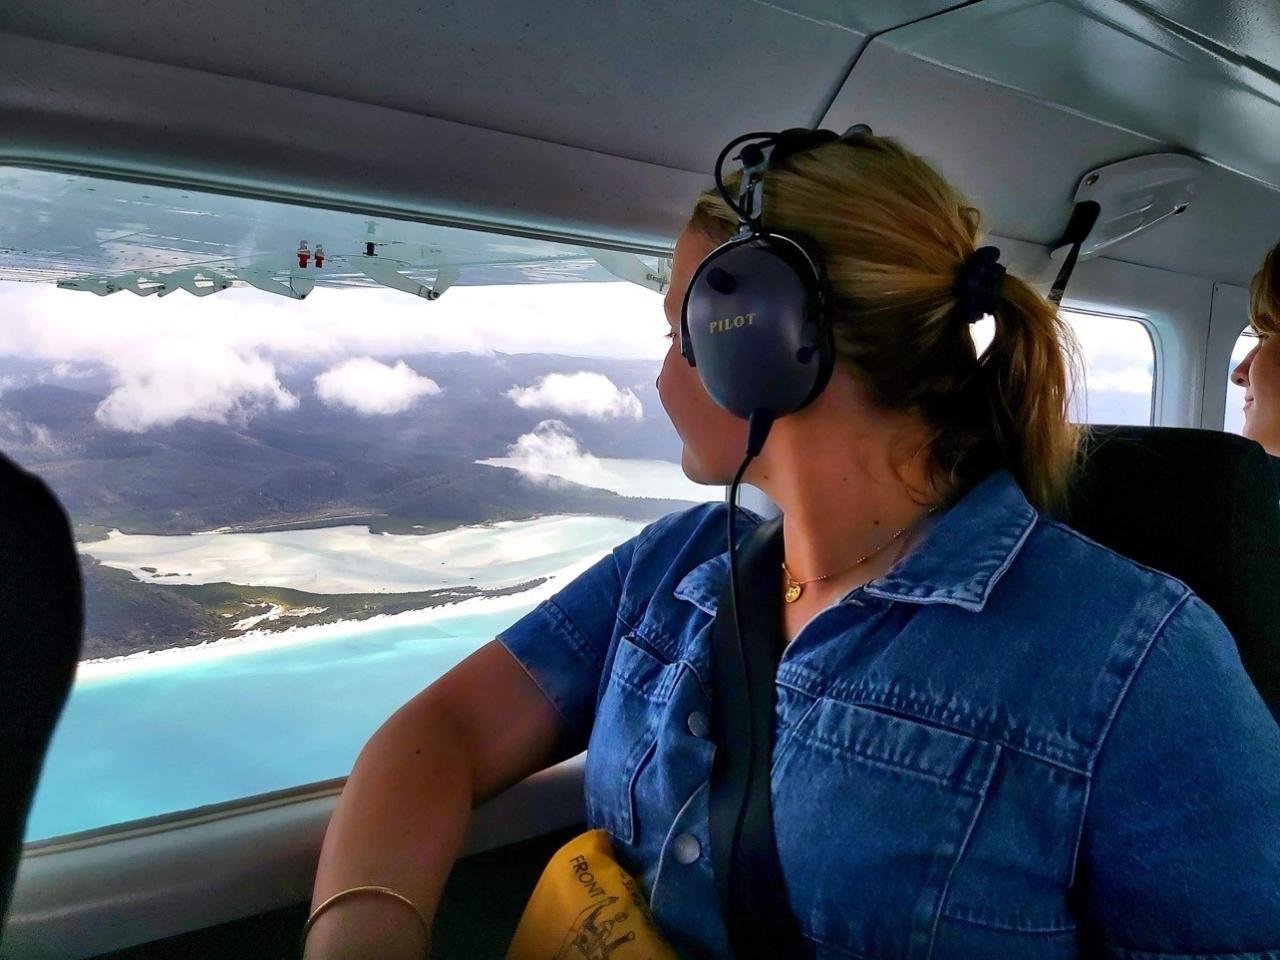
708;514;806;958
1048;200;1101;306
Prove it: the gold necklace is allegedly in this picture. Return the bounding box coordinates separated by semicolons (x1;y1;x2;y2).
780;507;937;604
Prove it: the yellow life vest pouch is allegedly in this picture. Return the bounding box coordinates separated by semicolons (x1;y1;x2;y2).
505;828;678;960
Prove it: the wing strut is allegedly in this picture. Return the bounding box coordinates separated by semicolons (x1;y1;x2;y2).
358;256;457;300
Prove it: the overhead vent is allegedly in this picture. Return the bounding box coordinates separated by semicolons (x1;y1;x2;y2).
1069;153;1205;259
1040;152;1207;303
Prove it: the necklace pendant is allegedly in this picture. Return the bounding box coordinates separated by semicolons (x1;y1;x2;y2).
784;579;802;603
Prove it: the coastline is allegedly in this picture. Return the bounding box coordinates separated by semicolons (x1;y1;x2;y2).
72;544;604;683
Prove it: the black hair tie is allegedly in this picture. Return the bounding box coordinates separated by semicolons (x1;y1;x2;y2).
953;246;1006;324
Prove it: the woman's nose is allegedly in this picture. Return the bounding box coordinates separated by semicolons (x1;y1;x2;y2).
1231;345;1257;388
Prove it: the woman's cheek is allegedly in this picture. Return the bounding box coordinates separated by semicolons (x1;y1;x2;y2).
656;348;681;424
657;347;749;482
1253;339;1280;451
658;353;708;456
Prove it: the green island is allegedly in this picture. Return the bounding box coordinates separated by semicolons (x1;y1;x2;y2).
79;557;546;661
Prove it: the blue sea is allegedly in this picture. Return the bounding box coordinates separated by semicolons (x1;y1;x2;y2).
25;509;673;842
25;603;539;842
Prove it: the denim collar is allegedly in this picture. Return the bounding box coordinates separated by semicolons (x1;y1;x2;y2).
673;470;1038;617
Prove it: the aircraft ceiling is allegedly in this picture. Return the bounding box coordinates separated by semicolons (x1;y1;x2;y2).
0;0;958;176
0;0;1277;288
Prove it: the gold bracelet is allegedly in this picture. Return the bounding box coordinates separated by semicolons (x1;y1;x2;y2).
301;885;430;946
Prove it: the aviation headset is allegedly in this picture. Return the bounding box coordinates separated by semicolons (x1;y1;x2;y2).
679;125;872;458
679;124;1007;460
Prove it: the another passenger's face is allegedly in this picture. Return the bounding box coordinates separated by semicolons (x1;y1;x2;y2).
657;224;749;484
1232;331;1280;455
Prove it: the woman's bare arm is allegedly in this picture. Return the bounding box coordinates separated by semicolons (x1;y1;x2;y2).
302;639;563;959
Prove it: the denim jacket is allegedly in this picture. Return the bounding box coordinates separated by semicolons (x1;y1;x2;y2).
497;470;1280;959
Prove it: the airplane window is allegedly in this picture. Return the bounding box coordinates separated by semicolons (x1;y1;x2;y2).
0;166;1155;841
0;168;706;842
972;310;1156;425
1224;329;1256;436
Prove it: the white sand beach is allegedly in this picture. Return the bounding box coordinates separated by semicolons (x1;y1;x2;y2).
80;513;639;594
73;519;637;682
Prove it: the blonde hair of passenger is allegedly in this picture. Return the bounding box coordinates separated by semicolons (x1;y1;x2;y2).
1250;241;1279;336
689;132;1082;513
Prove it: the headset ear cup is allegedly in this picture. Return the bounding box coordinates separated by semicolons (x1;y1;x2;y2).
683;234;831;420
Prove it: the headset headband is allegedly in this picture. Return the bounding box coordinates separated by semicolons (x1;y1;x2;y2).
715;125;873;231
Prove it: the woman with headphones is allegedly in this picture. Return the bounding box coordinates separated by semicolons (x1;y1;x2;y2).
304;130;1280;960
1232;241;1279;484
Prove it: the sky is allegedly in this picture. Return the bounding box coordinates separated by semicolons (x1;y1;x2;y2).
1224;334;1255;436
0;277;1230;443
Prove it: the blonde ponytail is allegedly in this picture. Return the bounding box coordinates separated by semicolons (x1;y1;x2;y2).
981;274;1082;511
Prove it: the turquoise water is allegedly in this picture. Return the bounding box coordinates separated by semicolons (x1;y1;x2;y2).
26;603;536;841
27;512;665;842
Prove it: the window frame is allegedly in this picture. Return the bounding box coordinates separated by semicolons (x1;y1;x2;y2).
6;755;586;959
0;159;683;844
1058;305;1160;427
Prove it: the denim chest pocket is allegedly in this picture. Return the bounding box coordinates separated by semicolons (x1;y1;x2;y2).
584;632;682;844
771;698;1000;960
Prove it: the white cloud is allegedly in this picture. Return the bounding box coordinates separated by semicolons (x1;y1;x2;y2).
505;372;643;420
0;407;27;440
499;420;619;489
0;280;665;364
314;358;441;415
95;350;299;432
51;361;94;380
0;408;70;452
1085;368;1156;394
27;423;61;453
0;279;664;433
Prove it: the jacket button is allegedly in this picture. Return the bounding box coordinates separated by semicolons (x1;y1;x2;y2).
687;711;710;739
673;833;701;864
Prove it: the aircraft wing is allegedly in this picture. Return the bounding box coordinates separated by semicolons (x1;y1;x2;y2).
0;166;670;300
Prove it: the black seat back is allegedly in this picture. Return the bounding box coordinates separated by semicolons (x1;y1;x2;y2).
0;455;83;927
1061;426;1280;710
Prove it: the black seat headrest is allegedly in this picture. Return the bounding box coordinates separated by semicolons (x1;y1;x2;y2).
1059;426;1280;710
0;454;83;928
